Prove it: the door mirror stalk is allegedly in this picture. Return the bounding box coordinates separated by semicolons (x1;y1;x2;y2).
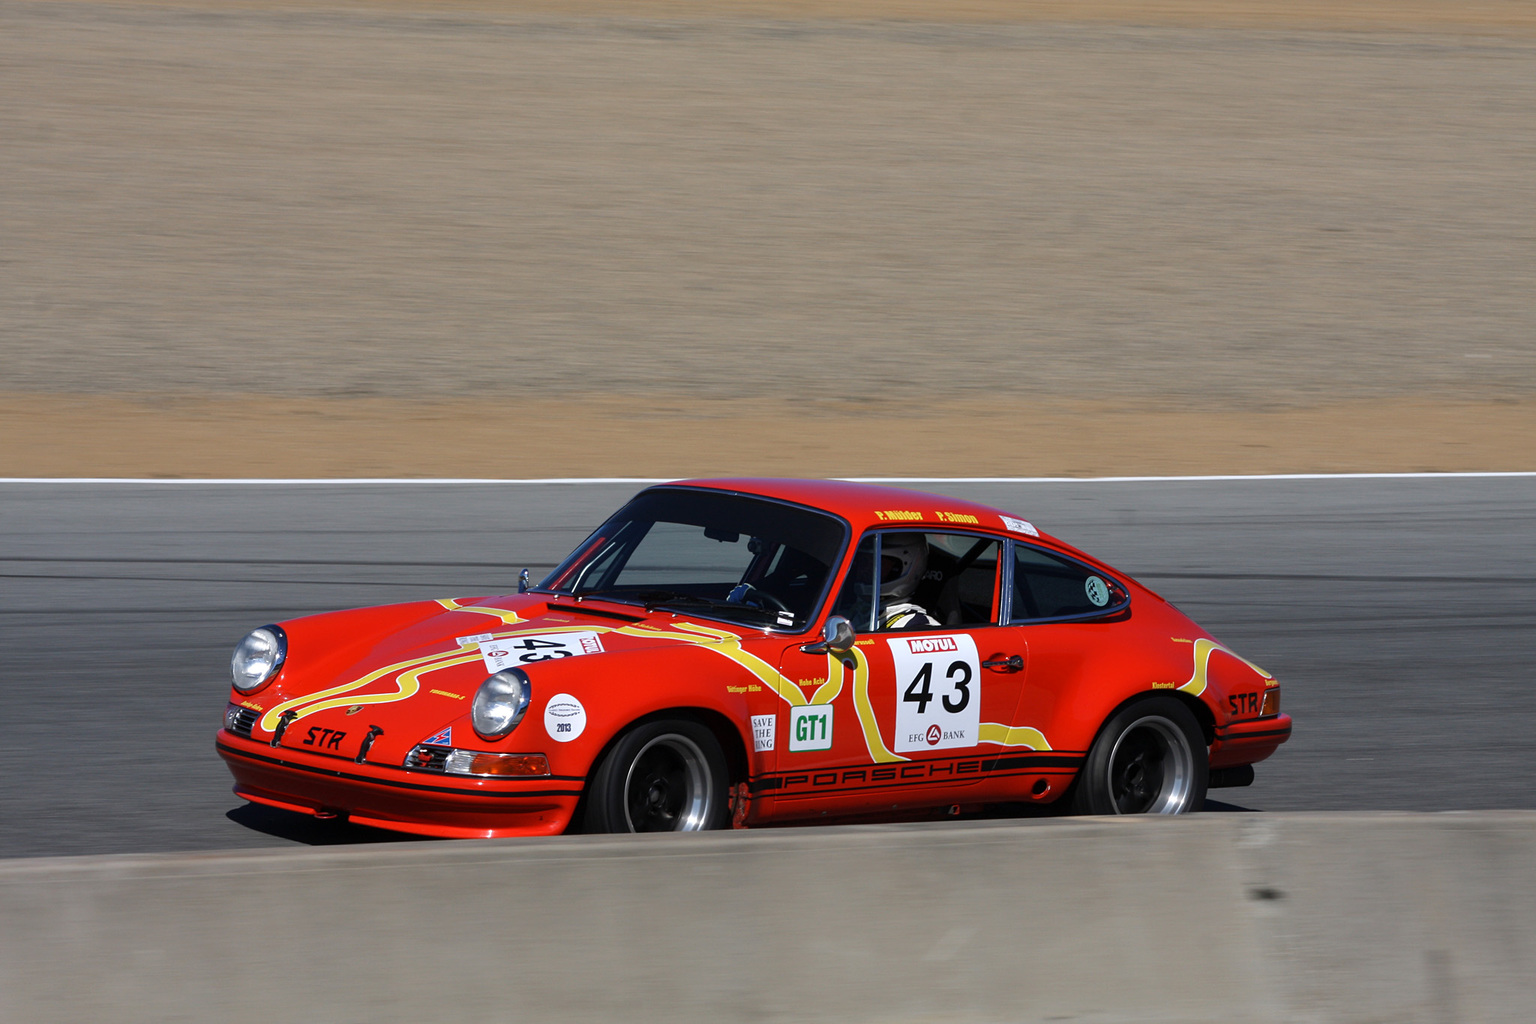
801;616;856;656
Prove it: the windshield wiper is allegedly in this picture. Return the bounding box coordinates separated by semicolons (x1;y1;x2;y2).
646;593;779;624
575;589;781;625
568;589;648;607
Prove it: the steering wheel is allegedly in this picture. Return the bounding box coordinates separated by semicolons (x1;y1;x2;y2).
729;582;792;614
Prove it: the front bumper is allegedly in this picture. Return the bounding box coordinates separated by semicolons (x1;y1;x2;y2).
1209;713;1293;769
216;729;583;839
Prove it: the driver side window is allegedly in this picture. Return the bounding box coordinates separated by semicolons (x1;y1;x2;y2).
831;531;1001;632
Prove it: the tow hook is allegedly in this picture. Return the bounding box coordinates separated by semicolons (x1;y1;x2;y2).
270;709;298;748
355;725;385;764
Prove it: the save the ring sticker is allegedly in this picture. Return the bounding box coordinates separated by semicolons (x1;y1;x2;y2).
478;631;604;673
1084;576;1110;607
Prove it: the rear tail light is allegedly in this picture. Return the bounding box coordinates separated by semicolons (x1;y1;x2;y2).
1261;687;1281;717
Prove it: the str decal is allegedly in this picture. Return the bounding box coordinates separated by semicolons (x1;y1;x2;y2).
302;727;347;750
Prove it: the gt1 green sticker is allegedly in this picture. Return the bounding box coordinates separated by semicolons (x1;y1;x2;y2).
789;705;833;752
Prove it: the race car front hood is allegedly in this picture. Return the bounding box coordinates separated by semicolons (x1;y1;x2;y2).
234;593;769;760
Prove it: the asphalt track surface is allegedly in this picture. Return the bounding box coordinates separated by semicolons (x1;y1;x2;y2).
2;476;1533;859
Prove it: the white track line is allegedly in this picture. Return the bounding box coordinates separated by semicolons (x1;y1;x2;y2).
0;472;1533;485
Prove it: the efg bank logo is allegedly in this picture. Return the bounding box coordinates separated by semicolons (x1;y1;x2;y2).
906;636;958;654
915;724;965;746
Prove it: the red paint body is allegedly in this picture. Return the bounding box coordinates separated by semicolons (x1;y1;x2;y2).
216;479;1290;837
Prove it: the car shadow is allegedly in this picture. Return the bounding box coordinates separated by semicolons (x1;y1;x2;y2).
226;803;435;846
227;797;1260;845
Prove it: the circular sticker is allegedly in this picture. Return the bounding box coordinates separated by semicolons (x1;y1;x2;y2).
1084;575;1110;608
544;693;587;742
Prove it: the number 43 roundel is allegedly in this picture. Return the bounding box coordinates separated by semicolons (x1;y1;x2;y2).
888;634;982;752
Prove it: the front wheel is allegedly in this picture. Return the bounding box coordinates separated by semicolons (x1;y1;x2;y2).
583;719;731;833
1070;695;1208;815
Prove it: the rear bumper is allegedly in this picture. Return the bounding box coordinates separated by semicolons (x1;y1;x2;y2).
217;730;582;839
1209;713;1293;770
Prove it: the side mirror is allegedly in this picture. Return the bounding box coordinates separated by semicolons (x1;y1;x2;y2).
801;616;856;656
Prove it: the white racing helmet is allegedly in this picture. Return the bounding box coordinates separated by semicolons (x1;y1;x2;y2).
879;534;928;602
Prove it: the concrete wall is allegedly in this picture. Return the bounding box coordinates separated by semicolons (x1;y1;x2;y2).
3;813;1534;1023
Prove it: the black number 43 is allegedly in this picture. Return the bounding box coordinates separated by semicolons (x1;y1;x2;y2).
903;660;972;715
516;637;572;662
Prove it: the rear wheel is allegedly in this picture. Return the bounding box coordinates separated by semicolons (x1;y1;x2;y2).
1071;695;1208;815
583;719;731;833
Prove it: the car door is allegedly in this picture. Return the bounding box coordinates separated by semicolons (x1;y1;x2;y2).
1005;540;1134;755
768;530;1028;817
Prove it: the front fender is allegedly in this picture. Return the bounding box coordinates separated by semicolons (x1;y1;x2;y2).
474;642;768;781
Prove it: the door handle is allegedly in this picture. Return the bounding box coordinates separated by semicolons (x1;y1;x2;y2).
982;654;1023;673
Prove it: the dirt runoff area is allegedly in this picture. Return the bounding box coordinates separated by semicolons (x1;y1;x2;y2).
2;0;1534;478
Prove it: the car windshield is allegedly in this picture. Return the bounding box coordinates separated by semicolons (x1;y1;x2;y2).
541;487;848;631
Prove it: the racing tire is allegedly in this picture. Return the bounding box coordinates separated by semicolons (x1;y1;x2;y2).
1070;695;1208;815
583;719;731;833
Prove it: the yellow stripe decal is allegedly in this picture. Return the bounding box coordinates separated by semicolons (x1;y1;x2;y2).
259;651;484;731
265;610;1052;760
978;723;1051;750
849;648;905;763
1177;637;1274;697
435;598;526;626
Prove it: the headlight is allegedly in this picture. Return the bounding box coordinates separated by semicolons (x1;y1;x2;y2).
472;669;532;740
231;626;287;693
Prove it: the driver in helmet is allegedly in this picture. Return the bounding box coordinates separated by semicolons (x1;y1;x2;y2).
880;533;939;629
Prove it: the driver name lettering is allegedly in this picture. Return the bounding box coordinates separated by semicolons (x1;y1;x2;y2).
873;509;923;522
934;511;979;524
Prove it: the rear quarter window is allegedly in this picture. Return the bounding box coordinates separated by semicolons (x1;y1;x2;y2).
1010;543;1130;622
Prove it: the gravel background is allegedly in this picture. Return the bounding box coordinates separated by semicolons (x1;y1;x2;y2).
3;0;1533;411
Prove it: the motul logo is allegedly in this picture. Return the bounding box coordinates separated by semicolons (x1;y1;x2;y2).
906;636;958;653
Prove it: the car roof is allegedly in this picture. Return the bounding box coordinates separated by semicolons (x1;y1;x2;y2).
663;477;1054;541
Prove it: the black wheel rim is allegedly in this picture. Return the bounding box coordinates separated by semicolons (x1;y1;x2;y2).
622;733;712;832
1105;715;1196;814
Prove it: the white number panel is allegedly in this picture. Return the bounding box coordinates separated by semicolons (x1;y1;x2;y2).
477;631;605;672
888;634;981;752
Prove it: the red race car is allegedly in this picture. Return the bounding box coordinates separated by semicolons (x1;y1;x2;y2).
217;479;1290;838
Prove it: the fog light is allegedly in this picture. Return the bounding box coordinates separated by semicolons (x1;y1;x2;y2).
443;750;550;777
1261;687;1281;716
